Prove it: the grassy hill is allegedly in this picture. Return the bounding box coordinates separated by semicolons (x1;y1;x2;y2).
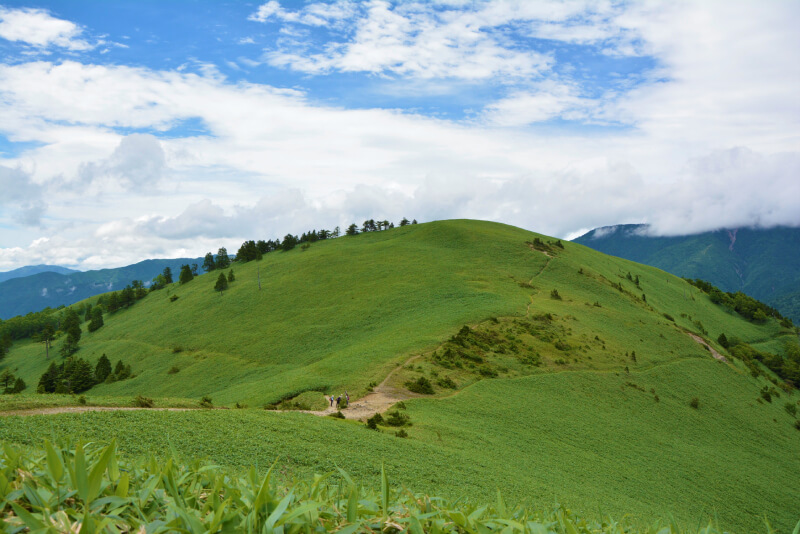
573;224;800;323
0;257;203;319
1;220;798;531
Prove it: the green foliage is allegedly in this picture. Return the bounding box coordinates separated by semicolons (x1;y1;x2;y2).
87;306;104;332
132;395;154;407
550;288;562;300
690;397;700;409
385;410;411;427
215;247;231;269
784;402;797;417
214;271;228;293
366;413;383;430
228;269;235;282
1;439;770;534
203;252;216;272
200;395;213;408
168;365;180;374
405;376;434;394
179;264;194;284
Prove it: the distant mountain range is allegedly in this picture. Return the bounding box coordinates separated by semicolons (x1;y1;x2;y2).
573;224;800;322
0;258;203;319
0;264;80;284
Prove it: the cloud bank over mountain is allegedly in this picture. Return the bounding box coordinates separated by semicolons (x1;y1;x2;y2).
0;1;798;269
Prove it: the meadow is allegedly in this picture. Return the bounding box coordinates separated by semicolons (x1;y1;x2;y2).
1;220;798;531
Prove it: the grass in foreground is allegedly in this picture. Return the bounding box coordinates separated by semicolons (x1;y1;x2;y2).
2;439;795;534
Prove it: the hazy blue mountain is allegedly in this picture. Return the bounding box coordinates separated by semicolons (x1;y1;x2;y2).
0;264;79;284
573;224;800;322
0;258;203;319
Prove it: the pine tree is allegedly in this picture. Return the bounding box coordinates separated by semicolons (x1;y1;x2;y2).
215;247;231;269
95;353;112;382
179;264;194;284
66;358;96;393
227;269;235;283
0;369;15;393
203;252;216;272
87;307;104;332
38;361;62;393
0;331;12;361
163;266;173;284
59;309;82;357
11;377;26;393
214;272;228;294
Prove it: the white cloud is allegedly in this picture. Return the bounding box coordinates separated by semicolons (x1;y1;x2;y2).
0;165;47;226
0;2;799;270
78;134;167;192
0;6;93;50
255;0;554;79
483;81;597;126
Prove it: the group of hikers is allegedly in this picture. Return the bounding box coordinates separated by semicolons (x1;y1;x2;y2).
329;391;349;409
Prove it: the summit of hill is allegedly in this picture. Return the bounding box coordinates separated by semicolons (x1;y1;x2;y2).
1;219;798;531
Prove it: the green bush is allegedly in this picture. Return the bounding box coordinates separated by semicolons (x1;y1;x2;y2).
395;429;409;438
366;413;383;430
437;376;457;389
385;410;411;427
690;397;700;409
132;395;154;408
329;410;346;419
550;289;562;300
405;376;434;394
200;395;213;409
785;402;797;417
167;366;180;374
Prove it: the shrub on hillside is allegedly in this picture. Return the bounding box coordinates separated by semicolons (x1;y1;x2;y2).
200;396;213;409
395;429;409;438
785;402;797;417
133;395;154;408
690;397;700;409
405;376;434;394
437;376;457;389
329;410;346;419
550;289;562;300
366;413;383;430
168;365;180;374
385;410;411;427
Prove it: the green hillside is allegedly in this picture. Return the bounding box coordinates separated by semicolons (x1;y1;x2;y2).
573;224;800;322
1;220;798;531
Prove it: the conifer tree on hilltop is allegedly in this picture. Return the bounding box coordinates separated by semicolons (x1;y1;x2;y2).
214;272;228;295
215;247;231;269
162;266;173;284
203;252;216;272
179;264;194;284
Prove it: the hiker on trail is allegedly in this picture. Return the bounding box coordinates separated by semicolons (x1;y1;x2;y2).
336;395;341;409
345;391;350;404
329;395;334;407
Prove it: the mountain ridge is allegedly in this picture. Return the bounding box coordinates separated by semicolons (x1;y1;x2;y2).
573;224;800;322
0;257;203;319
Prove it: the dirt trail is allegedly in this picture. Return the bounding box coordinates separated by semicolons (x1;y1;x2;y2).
687;333;728;362
0;406;195;417
526;249;552;317
298;355;422;421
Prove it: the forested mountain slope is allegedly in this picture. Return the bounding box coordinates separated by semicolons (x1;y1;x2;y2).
0;258;202;319
573;224;800;322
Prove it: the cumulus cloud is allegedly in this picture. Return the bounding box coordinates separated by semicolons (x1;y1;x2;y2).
0;6;93;50
0;165;47;226
74;134;166;192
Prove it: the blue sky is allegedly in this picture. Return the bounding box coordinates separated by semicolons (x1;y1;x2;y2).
0;1;798;270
